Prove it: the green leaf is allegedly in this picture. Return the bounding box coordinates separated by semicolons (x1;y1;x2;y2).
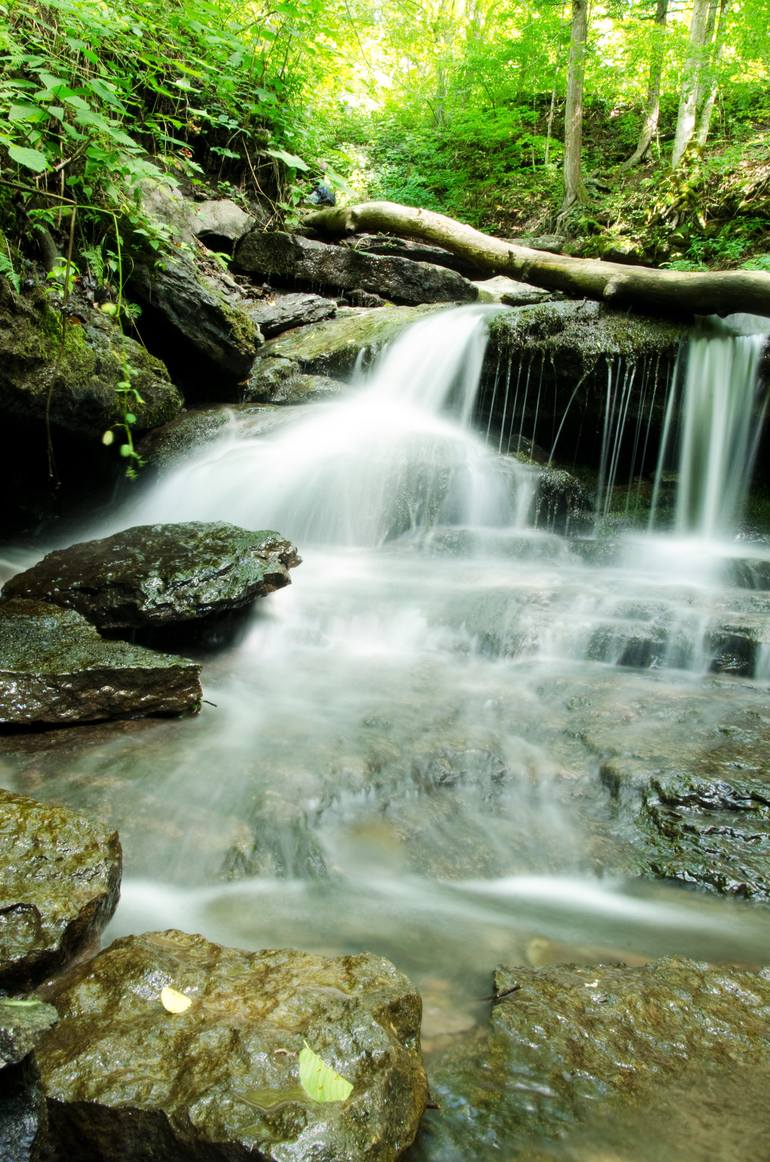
7;143;49;172
0;998;43;1008
265;147;309;172
9;103;47;123
298;1043;353;1103
101;429;115;445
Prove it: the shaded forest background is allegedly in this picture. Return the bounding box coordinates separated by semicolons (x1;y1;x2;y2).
0;0;769;290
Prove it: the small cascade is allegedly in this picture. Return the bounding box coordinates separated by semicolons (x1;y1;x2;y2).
126;304;535;548
651;321;767;538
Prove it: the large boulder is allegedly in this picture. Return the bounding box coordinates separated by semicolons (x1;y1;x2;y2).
234;230;478;306
0;281;182;439
422;958;770;1159
0;599;202;726
3;523;300;633
130;256;263;381
36;930;428;1161
0;789;121;989
191;198;257;251
479;300;687;472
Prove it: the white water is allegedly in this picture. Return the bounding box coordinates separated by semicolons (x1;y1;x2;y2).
3;305;770;1157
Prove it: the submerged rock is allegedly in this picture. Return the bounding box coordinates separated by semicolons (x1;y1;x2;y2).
419;958;770;1160
37;929;428;1161
244;358;343;404
0;789;121;989
138;403;282;468
234;230;478;306
0;599;202;726
3;523;300;632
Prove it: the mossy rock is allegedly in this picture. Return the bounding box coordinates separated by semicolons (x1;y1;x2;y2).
0;281;182;439
0;598;202;726
3;523;301;632
0;788;121;989
37;930;428;1161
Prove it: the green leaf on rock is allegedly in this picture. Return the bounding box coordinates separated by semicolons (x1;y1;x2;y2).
298;1042;353;1103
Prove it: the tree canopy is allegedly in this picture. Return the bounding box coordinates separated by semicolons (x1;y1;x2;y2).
0;0;768;273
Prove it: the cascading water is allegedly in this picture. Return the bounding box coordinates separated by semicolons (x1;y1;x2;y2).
2;303;770;1161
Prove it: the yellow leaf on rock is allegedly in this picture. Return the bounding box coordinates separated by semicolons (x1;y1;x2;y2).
298;1042;353;1103
160;986;192;1014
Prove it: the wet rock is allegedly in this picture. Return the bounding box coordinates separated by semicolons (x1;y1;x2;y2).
0;788;121;989
250;305;438;380
418;958;770;1159
234;230;478;306
478;301;686;472
0;281;182;440
0;998;59;1067
130;256;263;380
138;404;282;468
473;277;554;305
0;1057;48;1162
0;598;202;726
192;199;256;251
528;466;593;534
245;291;337;338
3;523;300;633
244;357;343;404
641;773;770;899
37;929;428;1161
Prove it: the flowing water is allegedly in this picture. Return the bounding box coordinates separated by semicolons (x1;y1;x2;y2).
2;304;770;1158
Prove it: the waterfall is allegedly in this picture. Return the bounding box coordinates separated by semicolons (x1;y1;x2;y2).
125;304;535;547
651;322;767;539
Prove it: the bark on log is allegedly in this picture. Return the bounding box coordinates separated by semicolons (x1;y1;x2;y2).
304;201;770;320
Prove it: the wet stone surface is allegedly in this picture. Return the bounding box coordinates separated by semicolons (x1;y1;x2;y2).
3;523;301;633
0;598;202;726
37;929;428;1162
411;958;770;1161
0;788;121;989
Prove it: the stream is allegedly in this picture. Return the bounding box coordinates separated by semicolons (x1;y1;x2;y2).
2;304;770;1158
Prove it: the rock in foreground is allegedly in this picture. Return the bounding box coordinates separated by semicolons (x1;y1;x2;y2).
3;523;300;632
0;599;202;726
0;789;121;989
421;957;770;1159
37;930;428;1161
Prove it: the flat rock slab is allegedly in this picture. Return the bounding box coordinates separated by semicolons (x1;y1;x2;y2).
235;230;477;306
37;930;428;1161
0;599;202;726
245;291;337;338
0;789;121;989
3;522;301;632
422;957;770;1159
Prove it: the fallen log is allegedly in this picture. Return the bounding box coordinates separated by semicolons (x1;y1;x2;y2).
304;201;770;320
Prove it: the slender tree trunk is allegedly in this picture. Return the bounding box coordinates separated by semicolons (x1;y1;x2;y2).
671;0;711;169
304;200;770;319
624;0;669;167
561;0;588;212
695;0;732;148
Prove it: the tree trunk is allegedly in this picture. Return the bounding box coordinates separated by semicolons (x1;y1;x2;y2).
624;0;669;168
695;0;732;148
304;200;770;319
671;0;711;169
561;0;588;212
